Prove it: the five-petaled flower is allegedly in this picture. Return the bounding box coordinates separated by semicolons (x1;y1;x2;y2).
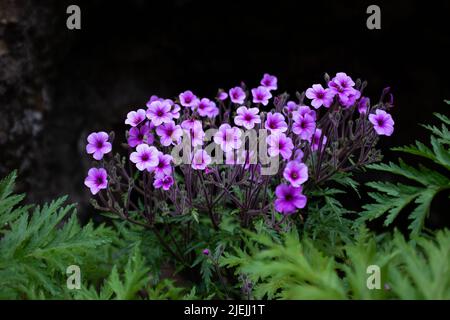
306;84;334;109
213;124;242;153
86;132;112;160
130;144;159;171
369;109;395;136
191;149;212;170
267;133;294;160
146;100;173;126
283;161;308;187
84;167;108;195
125;109;147;127
260;73;278;91
229;87;246;104
234;106;261;130
251;86;272;106
274;184;307;214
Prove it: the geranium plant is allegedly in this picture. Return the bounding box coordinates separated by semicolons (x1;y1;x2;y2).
83;72;395;287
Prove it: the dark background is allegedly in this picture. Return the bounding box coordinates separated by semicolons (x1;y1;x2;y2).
0;0;449;226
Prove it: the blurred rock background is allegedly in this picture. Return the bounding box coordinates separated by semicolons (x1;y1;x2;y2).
0;0;449;226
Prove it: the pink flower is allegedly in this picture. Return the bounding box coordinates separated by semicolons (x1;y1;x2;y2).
197;98;219;118
181;119;204;147
264;112;288;134
292;112;316;141
156;121;183;146
251;86;272;105
217;90;228;101
84;168;108;195
284;101;299;113
169;102;181;119
328;72;359;106
234;106;261;129
146;95;162;107
179;90;199;108
294;149;304;161
309;129;327;151
267;133;294;160
369;109;394;136
358;97;370;114
260;73;278;91
274;184;307;214
150;152;173;177
125;109;147;127
305;84;335;109
191;149;211;170
283;161;308;187
297;105;317;120
340;88;361;108
146;100;173;126
128;125;154;148
213;124;242;152
229;87;246;104
130;144;159;171
86;132;112;160
153;175;174;191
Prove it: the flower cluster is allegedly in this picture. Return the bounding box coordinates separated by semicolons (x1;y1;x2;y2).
84;72;395;232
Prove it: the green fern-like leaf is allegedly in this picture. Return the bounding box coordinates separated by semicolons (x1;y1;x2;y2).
359;106;450;236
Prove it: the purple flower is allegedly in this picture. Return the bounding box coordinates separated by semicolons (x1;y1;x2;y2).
340;88;361;108
125;109;147;127
274;184;307;214
217;91;228;101
191;149;212;170
179;90;199;108
251;86;272;106
297;105;317;120
146;100;173;126
328;72;358;106
305;84;334;109
294;149;304;161
128;125;154;148
182;119;204;147
229;87;246;104
130;144;159;171
86;132;112;160
202;248;210;255
84;168;108;195
267;133;294;160
150;152;173;177
197;98;218;118
153;174;174;191
264;112;288;134
156;121;183;146
213;124;242;152
234;106;261;129
292;112;316;141
169;102;181;119
283;161;308;187
358;97;370;114
260;73;278;91
369;109;395;136
146;95;162;107
309;129;327;151
284;101;299;113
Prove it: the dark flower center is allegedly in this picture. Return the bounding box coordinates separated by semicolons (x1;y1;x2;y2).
300;121;307;129
96;141;103;148
377;119;385;127
285;193;293;201
138;134;144;140
244;114;253;121
96;177;104;185
316;92;324;99
157;110;164;117
291;172;298;179
141;153;149;161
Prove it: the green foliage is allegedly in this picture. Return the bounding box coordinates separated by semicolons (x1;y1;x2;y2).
221;227;450;300
0;171;190;300
358;107;450;235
